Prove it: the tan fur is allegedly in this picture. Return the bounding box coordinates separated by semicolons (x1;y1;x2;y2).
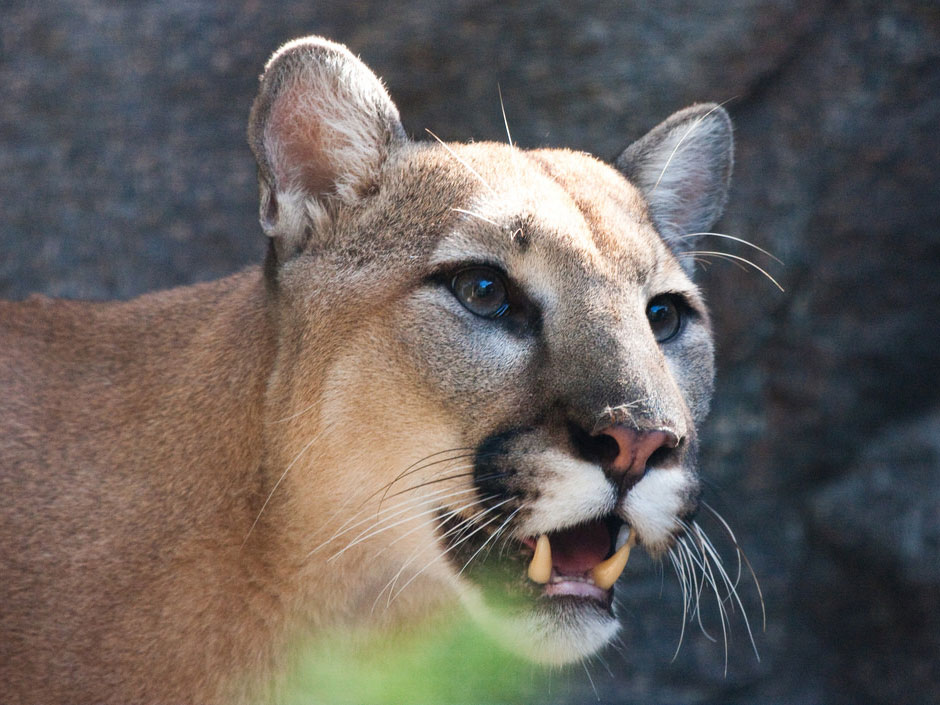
0;36;734;701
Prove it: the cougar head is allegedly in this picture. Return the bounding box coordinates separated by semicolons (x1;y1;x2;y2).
248;37;731;665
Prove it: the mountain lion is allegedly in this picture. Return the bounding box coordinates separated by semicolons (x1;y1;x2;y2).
0;36;735;703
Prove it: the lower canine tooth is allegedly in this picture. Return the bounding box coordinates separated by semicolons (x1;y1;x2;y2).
527;534;552;584
591;527;636;590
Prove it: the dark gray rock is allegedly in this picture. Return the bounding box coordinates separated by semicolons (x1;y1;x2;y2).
809;410;940;586
801;411;940;703
2;0;939;702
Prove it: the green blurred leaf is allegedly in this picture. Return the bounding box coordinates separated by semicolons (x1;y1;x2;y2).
279;610;544;704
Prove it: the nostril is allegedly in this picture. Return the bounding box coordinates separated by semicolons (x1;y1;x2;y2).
646;437;679;469
598;425;681;480
568;422;620;466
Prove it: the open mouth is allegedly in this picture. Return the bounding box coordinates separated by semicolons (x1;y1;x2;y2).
441;510;637;611
523;516;636;604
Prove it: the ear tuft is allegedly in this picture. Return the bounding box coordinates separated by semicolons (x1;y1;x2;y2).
247;36;406;257
615;104;733;259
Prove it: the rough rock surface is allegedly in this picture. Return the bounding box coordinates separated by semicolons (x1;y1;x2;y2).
2;1;938;702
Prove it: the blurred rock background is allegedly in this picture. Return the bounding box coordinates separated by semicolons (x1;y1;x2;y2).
1;1;938;702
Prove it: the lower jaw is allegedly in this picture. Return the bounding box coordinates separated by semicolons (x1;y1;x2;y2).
542;579;610;603
464;589;620;666
482;575;616;619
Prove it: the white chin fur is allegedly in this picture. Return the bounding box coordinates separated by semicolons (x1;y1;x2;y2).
458;585;619;666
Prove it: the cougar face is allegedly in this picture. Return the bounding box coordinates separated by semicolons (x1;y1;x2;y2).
370;147;712;663
250;38;729;666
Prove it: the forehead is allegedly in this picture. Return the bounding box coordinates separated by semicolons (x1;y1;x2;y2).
417;142;686;291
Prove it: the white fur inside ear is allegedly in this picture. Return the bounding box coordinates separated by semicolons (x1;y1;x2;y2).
263;57;397;202
615;104;733;248
260;188;330;242
251;37;405;214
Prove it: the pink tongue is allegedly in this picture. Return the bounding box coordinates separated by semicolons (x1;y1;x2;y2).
550;521;611;576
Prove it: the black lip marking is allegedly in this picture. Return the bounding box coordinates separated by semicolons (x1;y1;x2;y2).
473;429;517;491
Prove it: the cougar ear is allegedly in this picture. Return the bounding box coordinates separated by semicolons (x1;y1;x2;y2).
247;36;406;259
615;104;733;263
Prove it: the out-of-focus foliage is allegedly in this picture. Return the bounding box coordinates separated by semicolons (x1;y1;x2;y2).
280;612;539;705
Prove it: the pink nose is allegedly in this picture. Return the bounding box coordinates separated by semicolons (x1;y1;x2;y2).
597;425;680;479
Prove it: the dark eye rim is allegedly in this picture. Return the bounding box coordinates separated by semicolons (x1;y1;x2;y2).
447;265;512;319
646;293;689;343
429;262;542;336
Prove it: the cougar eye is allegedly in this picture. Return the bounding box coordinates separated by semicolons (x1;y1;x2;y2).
646;295;682;342
451;267;510;319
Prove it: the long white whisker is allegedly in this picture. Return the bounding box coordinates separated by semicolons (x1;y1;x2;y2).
315;481;476;553
308;450;472;546
370;495;498;612
340;465;480;546
426;129;496;195
690;529;730;674
243;431;322;544
697;522;740;593
581;659;599;701
350;476;479;536
497;84;519;181
699;504;743;591
671;540;693;618
451;207;499;227
677;521;709;623
326;487;484;562
668;550;690;660
381;461;480;503
487;503;527;562
682;532;720;641
695;522;761;662
684;250;785;292
457;506;522;577
692;544;716;639
382;494;498;556
378;451;477;507
388;500;514;604
380;508;492;609
383;498;509;606
269;399;320;424
697;530;738;610
309;485;480;558
651;101;731;193
311;450;476;552
595;649;615;679
703;502;767;631
679;231;784;265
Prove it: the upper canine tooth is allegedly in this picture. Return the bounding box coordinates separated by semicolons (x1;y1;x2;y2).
527;534;552;584
615;524;634;551
591;527;635;590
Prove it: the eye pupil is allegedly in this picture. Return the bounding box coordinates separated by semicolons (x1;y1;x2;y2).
452;268;510;318
646;295;682;342
473;278;495;299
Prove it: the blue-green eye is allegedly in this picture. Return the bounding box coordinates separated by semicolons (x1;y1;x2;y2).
451;267;510;319
646;295;682;342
